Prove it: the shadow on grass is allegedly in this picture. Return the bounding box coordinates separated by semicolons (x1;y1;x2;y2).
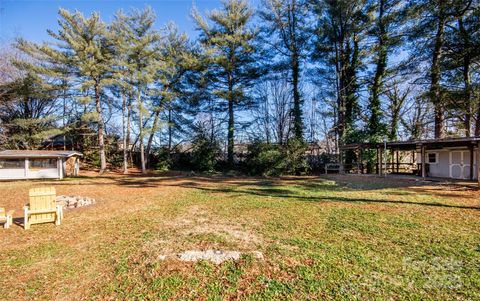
26;172;479;206
177;184;480;211
12;217;25;228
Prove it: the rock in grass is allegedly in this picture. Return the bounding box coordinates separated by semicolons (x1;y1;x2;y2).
177;250;241;264
173;250;264;264
56;195;96;209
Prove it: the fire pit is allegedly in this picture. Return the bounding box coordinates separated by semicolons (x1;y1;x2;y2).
56;195;96;209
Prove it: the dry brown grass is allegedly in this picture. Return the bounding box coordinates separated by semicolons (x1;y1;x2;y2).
0;172;479;300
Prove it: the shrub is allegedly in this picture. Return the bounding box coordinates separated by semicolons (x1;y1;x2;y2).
245;139;309;176
245;141;285;176
190;128;221;173
284;138;310;175
154;147;172;171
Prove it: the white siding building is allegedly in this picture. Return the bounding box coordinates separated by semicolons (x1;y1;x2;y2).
0;150;82;180
340;137;480;187
419;148;478;180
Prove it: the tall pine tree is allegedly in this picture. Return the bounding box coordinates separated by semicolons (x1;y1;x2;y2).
312;0;370;145
260;0;311;142
117;7;161;173
17;9;114;173
367;0;404;142
407;0;474;138
193;0;261;166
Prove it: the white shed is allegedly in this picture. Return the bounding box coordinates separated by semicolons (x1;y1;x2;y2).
0;150;82;180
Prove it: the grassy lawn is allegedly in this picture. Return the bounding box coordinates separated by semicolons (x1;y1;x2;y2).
0;173;479;300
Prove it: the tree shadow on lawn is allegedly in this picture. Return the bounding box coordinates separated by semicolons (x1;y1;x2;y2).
49;173;477;201
177;184;480;211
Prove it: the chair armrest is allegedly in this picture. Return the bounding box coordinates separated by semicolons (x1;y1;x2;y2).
26;209;57;214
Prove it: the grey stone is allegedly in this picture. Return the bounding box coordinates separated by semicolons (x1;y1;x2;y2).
252;251;264;260
56;195;96;209
177;250;242;264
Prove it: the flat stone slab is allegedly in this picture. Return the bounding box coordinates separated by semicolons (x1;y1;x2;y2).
178;250;241;264
161;250;264;264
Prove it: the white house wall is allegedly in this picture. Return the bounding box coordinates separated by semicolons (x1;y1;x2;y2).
27;168;59;179
0;158;62;180
427;150;449;178
0;168;25;179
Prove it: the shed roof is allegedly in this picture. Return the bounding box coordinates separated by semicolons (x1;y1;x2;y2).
0;150;82;159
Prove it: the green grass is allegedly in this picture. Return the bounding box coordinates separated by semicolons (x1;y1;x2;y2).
0;175;479;300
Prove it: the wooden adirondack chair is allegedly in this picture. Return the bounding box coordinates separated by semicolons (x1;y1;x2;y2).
24;187;62;230
0;208;14;229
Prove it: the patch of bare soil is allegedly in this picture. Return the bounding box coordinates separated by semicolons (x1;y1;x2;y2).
141;205;264;265
172;206;262;246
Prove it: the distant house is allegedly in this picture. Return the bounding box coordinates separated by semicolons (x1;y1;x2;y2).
0;150;82;180
42;134;74;150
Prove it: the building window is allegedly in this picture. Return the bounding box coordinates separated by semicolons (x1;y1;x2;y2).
0;159;25;169
427;153;437;164
29;159;57;169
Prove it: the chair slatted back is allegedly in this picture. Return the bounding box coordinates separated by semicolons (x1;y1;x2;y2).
29;187;57;223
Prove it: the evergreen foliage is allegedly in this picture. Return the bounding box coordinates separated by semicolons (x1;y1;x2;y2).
1;0;479;173
16;9;114;173
190;123;221;173
260;0;312;142
245;140;309;176
193;0;262;167
0;73;61;148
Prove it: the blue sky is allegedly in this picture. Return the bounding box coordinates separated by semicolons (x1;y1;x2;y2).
0;0;252;43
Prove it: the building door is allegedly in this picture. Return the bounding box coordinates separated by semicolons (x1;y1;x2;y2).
450;150;471;179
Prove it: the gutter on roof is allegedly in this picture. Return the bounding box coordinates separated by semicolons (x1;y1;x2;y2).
0;152;82;159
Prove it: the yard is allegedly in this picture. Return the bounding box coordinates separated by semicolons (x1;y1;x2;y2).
0;173;479;300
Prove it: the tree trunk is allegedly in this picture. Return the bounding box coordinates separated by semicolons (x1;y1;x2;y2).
333;37;343;148
146;108;161;168
127;101;132;167
345;34;359;128
209;99;215;142
463;57;471;137
95;83;107;174
292;52;303;141
227;42;235;167
264;95;270;144
390;106;399;141
137;90;146;174
431;12;446;139
227;83;235;167
168;106;173;151
122;93;128;174
459;18;472;137
476;104;480;136
368;0;387;142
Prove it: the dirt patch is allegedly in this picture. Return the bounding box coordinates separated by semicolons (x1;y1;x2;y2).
167;205;263;247
139;206;264;266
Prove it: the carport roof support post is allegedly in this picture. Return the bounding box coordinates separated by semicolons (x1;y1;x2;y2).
477;142;480;189
469;144;474;181
421;144;426;180
25;158;29;178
